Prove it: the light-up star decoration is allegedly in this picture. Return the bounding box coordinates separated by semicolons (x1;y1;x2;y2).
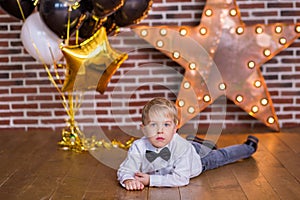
132;0;300;131
61;27;128;94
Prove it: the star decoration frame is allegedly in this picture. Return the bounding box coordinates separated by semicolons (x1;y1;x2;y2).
132;0;300;131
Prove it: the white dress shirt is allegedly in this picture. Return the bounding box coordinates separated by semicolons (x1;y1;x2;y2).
117;133;202;187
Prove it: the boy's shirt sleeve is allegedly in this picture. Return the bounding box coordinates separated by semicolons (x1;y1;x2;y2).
117;142;142;187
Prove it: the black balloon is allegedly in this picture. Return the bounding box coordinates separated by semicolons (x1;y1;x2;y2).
102;16;117;35
39;0;85;39
92;0;123;19
113;0;152;27
0;0;36;19
79;0;93;13
78;13;101;39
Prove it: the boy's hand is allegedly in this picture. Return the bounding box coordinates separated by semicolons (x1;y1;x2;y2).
134;172;150;186
123;179;144;191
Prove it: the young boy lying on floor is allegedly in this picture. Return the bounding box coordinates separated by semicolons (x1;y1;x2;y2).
117;97;258;190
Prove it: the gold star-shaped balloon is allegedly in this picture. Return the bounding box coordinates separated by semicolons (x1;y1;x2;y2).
61;27;128;93
132;0;300;131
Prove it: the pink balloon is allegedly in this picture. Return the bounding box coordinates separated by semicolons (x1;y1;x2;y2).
21;12;63;65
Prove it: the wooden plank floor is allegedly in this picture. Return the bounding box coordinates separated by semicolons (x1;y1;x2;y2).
0;129;299;200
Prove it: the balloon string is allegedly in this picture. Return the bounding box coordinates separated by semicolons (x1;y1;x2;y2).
48;45;63;85
31;42;71;117
68;92;74;123
74;91;83;113
75;30;79;45
16;0;26;21
65;5;72;45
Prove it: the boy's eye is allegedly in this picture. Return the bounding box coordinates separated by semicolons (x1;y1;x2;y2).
149;123;157;127
164;123;171;127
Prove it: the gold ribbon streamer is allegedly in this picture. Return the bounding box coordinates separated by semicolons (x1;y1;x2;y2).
16;0;26;21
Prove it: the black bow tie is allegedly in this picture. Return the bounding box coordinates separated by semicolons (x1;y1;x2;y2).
145;147;171;162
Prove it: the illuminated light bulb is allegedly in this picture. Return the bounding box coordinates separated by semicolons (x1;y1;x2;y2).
261;98;268;106
219;83;226;90
183;81;191;89
160;28;167;36
254;80;262;88
179;28;187;36
295;25;300;33
251;105;259;113
236;95;243;103
203;95;211;102
275;25;282;34
255;26;263;34
229;8;237;16
189;63;196;70
205;9;213;17
279;37;287;45
140;29;148;37
173;51;180;59
263;49;271;57
188;106;195;114
156;40;164;48
267;116;275;124
199;27;207;35
236;26;244;35
178;100;185;107
248;61;255;69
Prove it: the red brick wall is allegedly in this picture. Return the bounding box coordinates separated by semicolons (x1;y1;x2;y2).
0;0;299;134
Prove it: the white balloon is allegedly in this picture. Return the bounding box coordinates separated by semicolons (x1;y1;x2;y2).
21;12;63;65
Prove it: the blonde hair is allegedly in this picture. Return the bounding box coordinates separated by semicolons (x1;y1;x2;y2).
141;97;179;125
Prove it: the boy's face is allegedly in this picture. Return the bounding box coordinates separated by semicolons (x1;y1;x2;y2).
141;114;177;148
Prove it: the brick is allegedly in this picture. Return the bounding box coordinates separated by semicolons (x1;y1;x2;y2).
26;95;53;101
0;111;23;117
282;74;300;79
0;73;9;79
27;111;52;117
282;122;300;128
0;105;9;110
11;72;36;78
272;98;293;104
11;56;36;62
268;3;293;8
25;80;52;85
0;80;23;86
281;91;300;96
166;13;193;19
0;96;24;101
0;57;9;62
0;120;9;125
150;5;178;11
281;11;300;17
41;119;65;124
13;119;38;125
12;103;38;109
239;3;265;9
0;64;22;71
40;103;64;109
283;106;300;111
266;66;292;72
252;11;278;17
11;88;37;94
